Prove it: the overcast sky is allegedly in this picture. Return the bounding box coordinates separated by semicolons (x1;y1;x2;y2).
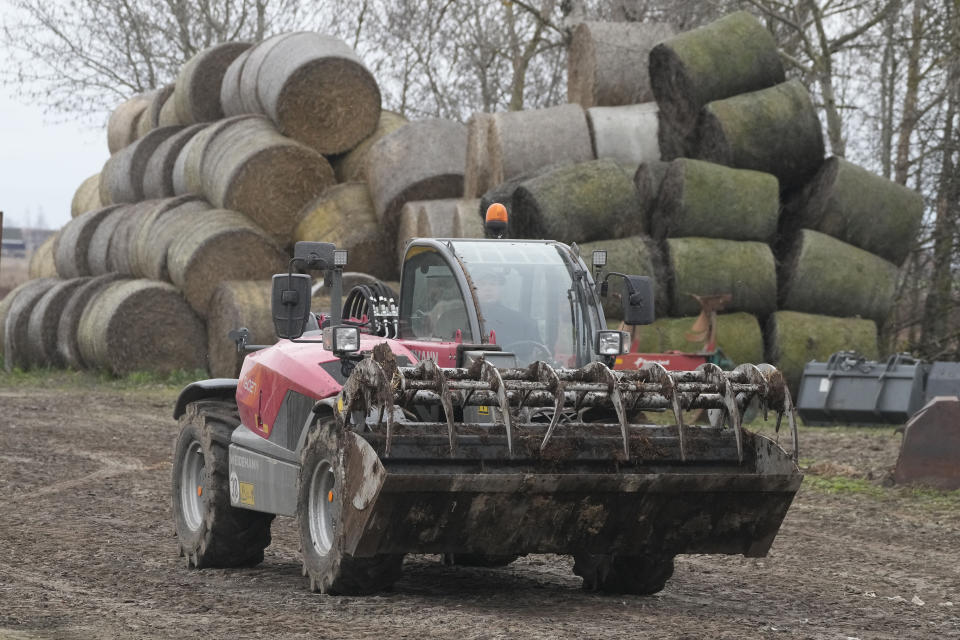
1;87;108;232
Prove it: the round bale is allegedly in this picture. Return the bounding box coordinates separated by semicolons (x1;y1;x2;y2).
220;47;252;116
207;280;277;378
86;205;132;276
239;32;304;115
665;237;777;318
634;160;671;228
653;158;779;242
366;119;468;224
331;110;408;183
3;278;56;370
766;310;879;396
511;159;644;243
57;273;126;369
479;162;572;221
106;200;165;276
76;279;207;376
25;277;91;367
256;32;381;154
158;89;182;127
649;11;785;134
172;115;256;196
779;229;898;324
463;112;495;198
28;234;59;279
453;199;484;238
567;21;676;108
395;202;423;269
697;79;825;191
147;84;176;128
1;278;55;363
586;103;661;165
55;205;123;279
202;115;335;245
100;125;185;204
107;94;151;153
784;156;924;265
167;209;288;318
131;196;212;281
175;42;252;124
135;91;158;139
579;235;668;318
628;312;764;366
142;123;207;199
294;183;394;280
71;173;103;218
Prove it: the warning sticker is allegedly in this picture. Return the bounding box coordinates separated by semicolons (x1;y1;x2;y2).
819;378;831;393
229;472;240;504
477;405;489;415
238;481;255;506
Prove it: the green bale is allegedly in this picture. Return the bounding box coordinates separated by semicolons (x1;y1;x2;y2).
696;79;825;191
653;158;779;242
766;310;878;396
633;161;671;229
779;229;898;325
627;312;764;366
784;157;923;265
511;159;644;243
665;237;777;318
579;236;667;318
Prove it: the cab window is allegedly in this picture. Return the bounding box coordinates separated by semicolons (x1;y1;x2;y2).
399;249;470;340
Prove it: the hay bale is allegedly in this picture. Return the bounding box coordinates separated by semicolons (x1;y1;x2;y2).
175;42;251;125
239;32;303;114
131;196;212;281
634;160;671;227
418;199;462;238
146;84;176;128
366;119;468;224
76;279;207;375
100;126;185;204
488;104;594;186
106;200;164;276
567;21;676;108
784;157;924;265
107;94;151;153
463;112;495;198
586;103;661;165
696;79;825;191
202;115;335;245
55;205;122;279
28;234;59;279
478;162;571;221
172;116;256;196
71;173;103;218
2;278;56;370
220;48;251;116
168;209;288;318
207;280;277;377
142;123;207;199
453;199;484;238
331;110;408;183
766;310;879;395
653;159;779;242
579;235;668;318
86;205;132;276
665;237;777;317
25;277;91;367
158;89;182;127
511;159;644;242
256;32;381;154
649;11;785;134
57;273;126;369
135;93;157;140
779;229;898;324
629;312;764;365
396;202;423;268
294;183;395;280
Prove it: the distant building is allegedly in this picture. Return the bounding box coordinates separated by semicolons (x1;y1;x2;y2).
1;226;55;258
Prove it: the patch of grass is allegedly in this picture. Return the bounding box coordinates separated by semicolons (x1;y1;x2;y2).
802;471;960;510
0;364;211;392
802;474;886;498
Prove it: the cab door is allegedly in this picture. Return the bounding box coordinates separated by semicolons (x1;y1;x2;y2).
398;244;479;343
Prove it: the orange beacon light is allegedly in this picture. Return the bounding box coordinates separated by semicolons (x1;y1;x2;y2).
485;202;508;238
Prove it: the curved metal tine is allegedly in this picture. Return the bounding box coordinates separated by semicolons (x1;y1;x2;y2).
733;363;768;427
482;360;513;456
535;362;566;452
646;362;684;461
423;358;457;456
593;362;630;459
699;362;741;462
754;363;780;422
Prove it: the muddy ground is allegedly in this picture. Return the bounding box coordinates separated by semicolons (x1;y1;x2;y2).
0;374;957;639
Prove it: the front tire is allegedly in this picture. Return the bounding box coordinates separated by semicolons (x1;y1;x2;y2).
573;553;675;595
171;399;274;568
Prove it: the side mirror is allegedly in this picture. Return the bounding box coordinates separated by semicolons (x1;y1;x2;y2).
272;273;312;339
622;275;655;326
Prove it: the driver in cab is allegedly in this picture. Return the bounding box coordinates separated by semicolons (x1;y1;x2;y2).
471;266;542;352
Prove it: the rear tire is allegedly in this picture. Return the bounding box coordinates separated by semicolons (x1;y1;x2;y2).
298;420;404;595
171;399;274;568
573;553;675;595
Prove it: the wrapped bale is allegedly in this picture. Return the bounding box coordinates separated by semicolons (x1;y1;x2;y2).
28;234;59;279
201;115;335;244
86;205;132;276
167;209;288;318
76;279;207;375
463;112;495;198
629;312;765;366
133;197;211;281
107;94;151;153
511;159;644;242
489;104;594;186
25;277;91;367
568;21;676;108
100;125;184;204
146;84;176;129
332;110;408;183
71;173;103;218
220;48;251;116
696;79;825;191
649;11;785;134
55;205;122;278
1;278;56;365
366;119;468;224
634;160;671;226
653;159;779;242
256;32;381;154
779;229;898;324
396;202;423;267
665;237;777;317
453;199;484;238
57;273;126;369
294;183;395;280
142;123;207;200
106;200;163;276
175;42;252;124
586;103;661;165
579;235;668;318
172;115;256;196
418;199;461;238
479;162;571;219
766;310;879;396
207;280;277;377
784;157;924;265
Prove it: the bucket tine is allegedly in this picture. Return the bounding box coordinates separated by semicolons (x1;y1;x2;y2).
535;362;566;452
481;359;513;456
583;362;630;460
645;362;684;460
422;359;458;457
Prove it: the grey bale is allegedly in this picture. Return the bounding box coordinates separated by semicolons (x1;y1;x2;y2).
57;273;126;369
142;123;208;200
55;205;123;278
101;126;184;204
3;278;56;371
175;42;252;124
26;277;91;368
586;103;661;166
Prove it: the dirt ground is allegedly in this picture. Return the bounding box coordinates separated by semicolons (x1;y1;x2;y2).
0;375;957;640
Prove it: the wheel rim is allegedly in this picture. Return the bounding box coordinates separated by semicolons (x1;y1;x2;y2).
180;441;205;531
308;460;336;556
